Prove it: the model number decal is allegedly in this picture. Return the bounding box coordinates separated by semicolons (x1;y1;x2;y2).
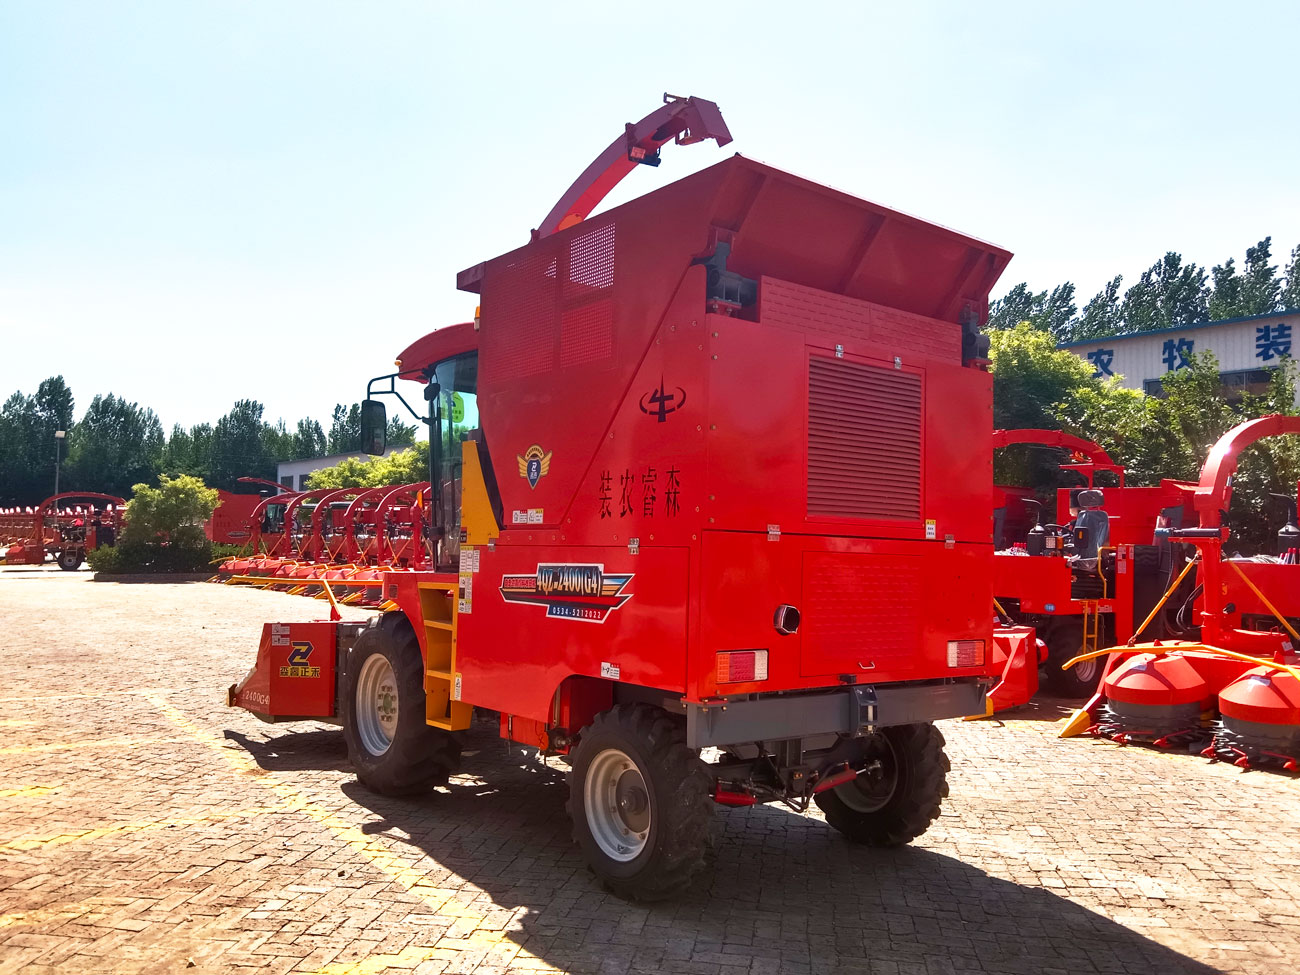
499;564;633;623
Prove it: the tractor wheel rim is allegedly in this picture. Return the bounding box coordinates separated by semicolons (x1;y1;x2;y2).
584;747;650;862
836;736;899;814
356;654;398;757
1074;656;1100;684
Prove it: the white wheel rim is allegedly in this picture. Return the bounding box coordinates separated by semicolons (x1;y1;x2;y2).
835;736;899;813
584;747;650;862
1074;656;1100;683
356;654;398;756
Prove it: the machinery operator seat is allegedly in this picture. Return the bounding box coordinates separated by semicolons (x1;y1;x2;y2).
1073;488;1110;562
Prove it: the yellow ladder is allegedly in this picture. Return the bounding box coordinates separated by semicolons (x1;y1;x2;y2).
1080;600;1102;657
417;582;472;731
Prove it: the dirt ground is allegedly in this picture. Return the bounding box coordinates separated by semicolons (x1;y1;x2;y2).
0;567;1298;975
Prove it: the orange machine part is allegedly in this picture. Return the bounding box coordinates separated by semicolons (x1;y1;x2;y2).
1102;652;1212;708
1218;667;1300;726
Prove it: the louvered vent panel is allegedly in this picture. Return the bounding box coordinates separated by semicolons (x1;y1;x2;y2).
808;357;921;521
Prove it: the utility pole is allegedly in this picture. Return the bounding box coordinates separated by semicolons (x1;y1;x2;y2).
54;430;66;495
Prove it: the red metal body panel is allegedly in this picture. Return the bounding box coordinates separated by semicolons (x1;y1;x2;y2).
436;155;1011;723
208;491;261;544
228;620;337;718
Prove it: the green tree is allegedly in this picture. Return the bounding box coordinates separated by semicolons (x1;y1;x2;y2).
292;418;327;459
1072;275;1124;342
1279;244;1300;311
0;376;76;505
1120;252;1209;332
208;400;275;489
386;415;419;448
120;474;220;550
306;442;430;489
63;394;164;498
90;474;222;573
1209;238;1281;320
327;403;362;454
987;282;1077;340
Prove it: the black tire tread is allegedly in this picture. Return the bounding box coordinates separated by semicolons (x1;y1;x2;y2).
566;703;713;902
814;723;949;847
1042;617;1094;697
342;613;461;796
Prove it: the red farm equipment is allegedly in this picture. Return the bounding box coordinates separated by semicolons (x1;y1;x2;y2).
227;95;1014;898
1061;415;1300;770
991;429;1196;699
0;492;125;570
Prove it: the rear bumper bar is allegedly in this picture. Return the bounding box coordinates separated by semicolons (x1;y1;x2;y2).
685;678;989;749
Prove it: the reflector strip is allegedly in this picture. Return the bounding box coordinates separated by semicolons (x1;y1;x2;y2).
716;650;769;683
947;640;985;667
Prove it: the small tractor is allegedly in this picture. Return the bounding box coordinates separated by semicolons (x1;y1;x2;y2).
0;492;125;570
991;430;1194;697
228;96;1013;898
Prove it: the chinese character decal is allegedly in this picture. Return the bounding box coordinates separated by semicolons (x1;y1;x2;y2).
602;465;683;518
1162;337;1194;372
618;469;635;518
1086;348;1115;378
641;468;657;517
664;467;681;517
598;471;612;519
1257;323;1292;362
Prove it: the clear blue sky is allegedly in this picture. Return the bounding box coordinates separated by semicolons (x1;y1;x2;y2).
3;1;1298;435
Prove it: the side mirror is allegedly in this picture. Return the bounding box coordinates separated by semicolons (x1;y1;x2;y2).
360;399;387;455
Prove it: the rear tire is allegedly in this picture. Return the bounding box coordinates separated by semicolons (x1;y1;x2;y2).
567;704;713;901
342;616;460;795
57;549;83;571
1042;619;1099;697
814;723;949;846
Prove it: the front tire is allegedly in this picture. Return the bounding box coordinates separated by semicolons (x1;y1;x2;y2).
57;549;83;571
341;616;460;796
814;723;949;846
567;704;713;901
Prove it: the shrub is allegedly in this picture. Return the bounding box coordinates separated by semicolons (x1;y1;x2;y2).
90;475;221;574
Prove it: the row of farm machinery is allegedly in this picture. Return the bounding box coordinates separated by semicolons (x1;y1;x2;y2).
0;484;268;570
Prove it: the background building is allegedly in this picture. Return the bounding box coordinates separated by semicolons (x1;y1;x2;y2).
1061;309;1300;400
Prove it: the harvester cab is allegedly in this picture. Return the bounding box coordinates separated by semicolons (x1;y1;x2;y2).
228;95;1017;898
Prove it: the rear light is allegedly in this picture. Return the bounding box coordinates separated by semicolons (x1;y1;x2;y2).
715;649;768;683
947;640;985;668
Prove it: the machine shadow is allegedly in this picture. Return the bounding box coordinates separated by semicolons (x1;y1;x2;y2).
225;727;352;773
221;722;1220;975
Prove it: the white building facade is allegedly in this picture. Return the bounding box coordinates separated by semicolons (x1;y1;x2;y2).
1060;309;1300;400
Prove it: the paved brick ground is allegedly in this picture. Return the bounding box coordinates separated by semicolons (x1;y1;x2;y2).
1;568;1298;974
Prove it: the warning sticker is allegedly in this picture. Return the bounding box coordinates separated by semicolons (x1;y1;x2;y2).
925;519;937;540
458;572;473;614
599;661;621;680
459;547;481;573
511;509;544;525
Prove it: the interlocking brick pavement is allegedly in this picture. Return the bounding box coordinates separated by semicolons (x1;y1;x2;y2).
0;567;1298;973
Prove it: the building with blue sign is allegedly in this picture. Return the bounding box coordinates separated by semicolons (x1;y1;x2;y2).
1059;309;1300;400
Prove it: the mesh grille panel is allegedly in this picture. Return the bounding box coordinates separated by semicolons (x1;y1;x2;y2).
490;251;558;381
565;223;615;298
560;300;614;367
808;357;921;520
